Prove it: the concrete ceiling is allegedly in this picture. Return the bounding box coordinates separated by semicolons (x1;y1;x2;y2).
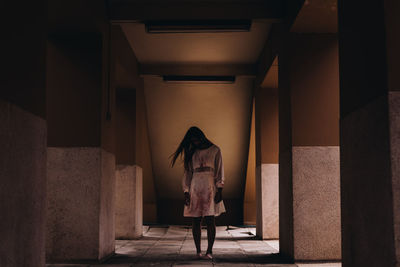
143;76;254;199
291;0;338;33
108;0;284;21
121;21;270;64
111;0;276;3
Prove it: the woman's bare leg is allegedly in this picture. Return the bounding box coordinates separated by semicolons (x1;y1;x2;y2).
192;217;202;254
205;216;216;255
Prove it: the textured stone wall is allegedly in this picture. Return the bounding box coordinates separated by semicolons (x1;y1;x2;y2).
292;146;341;260
389;92;400;264
99;150;116;259
260;164;279;239
0;100;47;267
338;1;400;265
340;95;395;267
46;147;115;261
115;165;143;239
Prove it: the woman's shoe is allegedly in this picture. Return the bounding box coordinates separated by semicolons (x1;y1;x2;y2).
196;252;203;259
205;253;213;259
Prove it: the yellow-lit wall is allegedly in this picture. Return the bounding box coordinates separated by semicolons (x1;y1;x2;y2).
136;80;157;223
143;76;254;225
244;99;256;225
259;89;279;164
289;34;339;146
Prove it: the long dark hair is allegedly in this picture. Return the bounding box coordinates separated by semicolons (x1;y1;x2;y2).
170;126;213;171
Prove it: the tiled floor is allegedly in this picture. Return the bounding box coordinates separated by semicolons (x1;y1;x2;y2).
47;226;341;267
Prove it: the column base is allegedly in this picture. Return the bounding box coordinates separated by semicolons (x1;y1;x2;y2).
0;100;47;267
115;164;143;239
256;163;279;239
292;146;341;260
341;93;398;266
46;147;115;262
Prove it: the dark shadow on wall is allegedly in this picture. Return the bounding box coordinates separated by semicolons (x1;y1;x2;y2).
47;33;103;148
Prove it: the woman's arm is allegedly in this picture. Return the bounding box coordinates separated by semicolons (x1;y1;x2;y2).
182;169;193;193
214;149;225;189
214;149;224;203
182;169;192;206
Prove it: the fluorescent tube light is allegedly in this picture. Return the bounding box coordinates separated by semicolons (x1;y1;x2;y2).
163;76;235;84
146;20;252;33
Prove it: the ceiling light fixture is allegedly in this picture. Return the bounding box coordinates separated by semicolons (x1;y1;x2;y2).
145;20;252;33
163;75;235;84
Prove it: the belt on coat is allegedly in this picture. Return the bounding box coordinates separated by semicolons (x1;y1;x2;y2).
193;167;214;173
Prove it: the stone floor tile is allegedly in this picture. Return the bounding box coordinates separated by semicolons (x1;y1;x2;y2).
296;263;341;267
214;264;254;267
173;264;213;267
91;265;132;267
48;226;341;267
254;265;297;267
264;240;279;252
133;262;174;267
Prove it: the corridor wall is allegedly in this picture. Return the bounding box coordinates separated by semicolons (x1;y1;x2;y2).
279;33;341;261
45;1;117;262
1;1;47;267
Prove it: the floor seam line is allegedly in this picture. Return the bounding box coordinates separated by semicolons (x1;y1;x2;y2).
174;227;189;267
138;227;169;263
229;228;256;267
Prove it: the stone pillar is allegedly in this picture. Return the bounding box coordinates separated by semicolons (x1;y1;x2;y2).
338;1;400;266
243;99;256;226
279;34;341;261
114;87;143;239
255;85;279;240
0;1;47;267
137;78;157;224
116;165;143;239
46;33;116;262
0;102;47;267
112;25;157;224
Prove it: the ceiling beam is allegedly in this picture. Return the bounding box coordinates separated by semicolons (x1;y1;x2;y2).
255;24;283;86
255;0;305;87
108;1;284;22
139;64;257;77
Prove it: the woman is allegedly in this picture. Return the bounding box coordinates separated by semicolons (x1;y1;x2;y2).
171;126;226;259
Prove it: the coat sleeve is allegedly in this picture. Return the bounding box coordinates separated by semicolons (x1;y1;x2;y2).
214;149;225;188
182;169;193;193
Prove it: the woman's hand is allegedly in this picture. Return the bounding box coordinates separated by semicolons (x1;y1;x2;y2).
184;192;190;206
214;188;222;204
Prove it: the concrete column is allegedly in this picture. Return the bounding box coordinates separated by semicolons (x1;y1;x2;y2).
0;102;47;267
279;34;341;261
137;79;158;224
338;1;400;266
116;165;143;239
243;99;256;226
46;33;116;262
114;87;143;239
112;25;157;224
255;83;279;239
256;164;279;239
0;1;47;266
